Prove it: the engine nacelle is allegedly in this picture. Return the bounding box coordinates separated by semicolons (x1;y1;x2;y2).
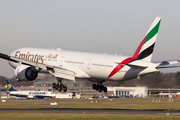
14;64;38;81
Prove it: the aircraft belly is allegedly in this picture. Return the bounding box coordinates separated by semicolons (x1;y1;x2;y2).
106;67;130;81
83;64;124;81
86;66;142;81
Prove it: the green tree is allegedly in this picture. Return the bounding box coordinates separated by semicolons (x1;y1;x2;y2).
175;71;180;85
140;72;162;88
116;81;125;87
170;77;177;86
157;82;171;88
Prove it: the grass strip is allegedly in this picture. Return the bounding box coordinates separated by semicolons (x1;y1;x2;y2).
0;113;180;120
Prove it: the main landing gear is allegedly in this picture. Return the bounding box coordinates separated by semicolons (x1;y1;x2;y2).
92;80;107;92
52;78;67;92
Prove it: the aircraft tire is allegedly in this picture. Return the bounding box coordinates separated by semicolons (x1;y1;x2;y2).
52;83;56;88
63;86;67;92
103;87;107;92
98;89;102;92
58;86;62;92
55;85;59;90
96;85;100;90
92;84;96;89
98;85;104;92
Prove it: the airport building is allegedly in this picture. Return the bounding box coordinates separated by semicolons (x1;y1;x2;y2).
3;78;180;99
32;80;103;98
107;87;148;98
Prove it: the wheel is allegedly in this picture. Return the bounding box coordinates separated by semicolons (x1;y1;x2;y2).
96;85;100;90
92;84;96;89
52;83;56;88
63;86;67;92
58;86;62;92
98;85;104;92
55;85;59;90
98;89;102;92
103;87;107;92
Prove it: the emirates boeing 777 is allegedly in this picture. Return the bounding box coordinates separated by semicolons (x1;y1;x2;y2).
1;17;180;92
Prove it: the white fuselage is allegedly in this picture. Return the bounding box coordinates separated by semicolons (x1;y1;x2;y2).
9;47;159;81
9;91;55;98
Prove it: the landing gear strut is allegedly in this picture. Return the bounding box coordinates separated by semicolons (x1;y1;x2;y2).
92;80;107;92
52;78;67;92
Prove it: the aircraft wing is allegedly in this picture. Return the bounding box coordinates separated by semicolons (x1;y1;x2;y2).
0;53;17;62
11;57;75;81
0;53;75;81
11;57;48;70
49;67;75;81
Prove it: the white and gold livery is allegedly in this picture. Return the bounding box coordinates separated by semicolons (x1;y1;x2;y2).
1;17;180;93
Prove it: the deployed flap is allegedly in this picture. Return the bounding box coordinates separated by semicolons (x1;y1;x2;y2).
70;66;90;78
49;68;75;81
60;63;90;78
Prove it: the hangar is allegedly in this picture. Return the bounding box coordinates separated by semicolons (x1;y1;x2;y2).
107;87;148;98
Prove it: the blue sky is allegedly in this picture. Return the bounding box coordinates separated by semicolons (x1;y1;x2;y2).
0;0;180;77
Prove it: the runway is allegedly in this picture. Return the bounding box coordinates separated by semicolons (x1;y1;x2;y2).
0;108;180;115
1;98;180;115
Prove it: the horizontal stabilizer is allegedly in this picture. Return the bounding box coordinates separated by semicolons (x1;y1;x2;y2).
157;65;180;69
153;58;180;66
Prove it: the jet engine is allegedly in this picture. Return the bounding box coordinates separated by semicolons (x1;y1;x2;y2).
14;64;38;82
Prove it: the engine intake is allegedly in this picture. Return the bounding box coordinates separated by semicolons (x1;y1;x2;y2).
15;65;38;81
